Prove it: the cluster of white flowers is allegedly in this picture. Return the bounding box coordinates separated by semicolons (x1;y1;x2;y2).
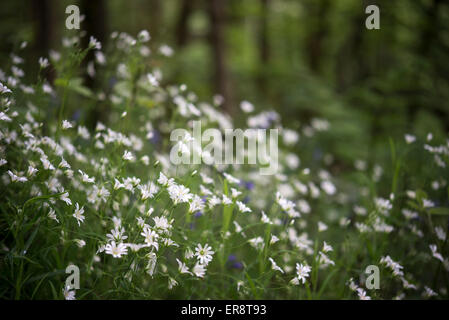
1;28;448;300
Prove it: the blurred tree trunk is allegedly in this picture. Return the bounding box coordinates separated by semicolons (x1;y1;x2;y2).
305;0;331;74
176;0;195;47
81;0;108;66
32;0;54;82
148;0;162;41
411;0;449;129
81;0;108;128
208;0;232;113
258;0;270;93
335;6;366;92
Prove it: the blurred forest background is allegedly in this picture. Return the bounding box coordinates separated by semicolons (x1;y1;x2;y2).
1;0;448;168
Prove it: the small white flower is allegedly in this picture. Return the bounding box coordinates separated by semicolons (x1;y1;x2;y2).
89;36;101;50
60;192;72;206
240;100;254;113
435;226;447;241
193;263;207;278
39;57;49;68
138;30;151;42
176;258;192;275
236;201;251;213
194;243;214;265
74;239;86;248
318;221;328;232
78;170;95;184
63;286;76;300
168;277;178;290
322;241;333;253
189;195;205;213
72;203;85;226
48;208;59;223
357;288;371;300
7;170;28;183
62;120;73;129
141;227;159;251
404;134;416;144
268;257;284;274
122;150;135;161
223;172;240;184
105;241;128;258
430;244;444;262
294;263;311;284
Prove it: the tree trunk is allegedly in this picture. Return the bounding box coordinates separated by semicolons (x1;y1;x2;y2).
32;0;54;82
258;0;270;93
176;0;195;47
208;0;232;113
81;0;108;128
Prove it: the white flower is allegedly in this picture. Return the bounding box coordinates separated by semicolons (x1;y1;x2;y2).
122;150;135;161
322;241;333;253
168;184;192;205
72;203;85;226
62;120;73;129
106;227;128;242
63;286;76;300
78;170;95;184
318;221;328;232
189;195;205;213
0;112;12;122
357;288;371;300
89;36;101;50
168;277;178;290
147;73;159;86
0;81;12;94
138;30;151;42
153;216;173;233
223;172;240;184
157;172;171;186
320;180;336;195
159;44;174;57
194;243;214;265
39;57;49;68
231;188;242;198
240;100;254;113
423;286;438;298
7;170;28;183
48;208;59;223
60;192;72;206
430;244;444;262
74;239;86;248
236;201;251;213
293;263;311;284
248;237;264;251
141;227;159;251
146;252;157;276
270;235;279;244
176;258;192;275
185;247;194;259
435;226;447;241
222;195;232;205
261;211;272;224
193;263;207;278
77;126;90;139
105;241;128;258
404;134;416;144
268;257;284;273
139;182;159;200
40;157;55;171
